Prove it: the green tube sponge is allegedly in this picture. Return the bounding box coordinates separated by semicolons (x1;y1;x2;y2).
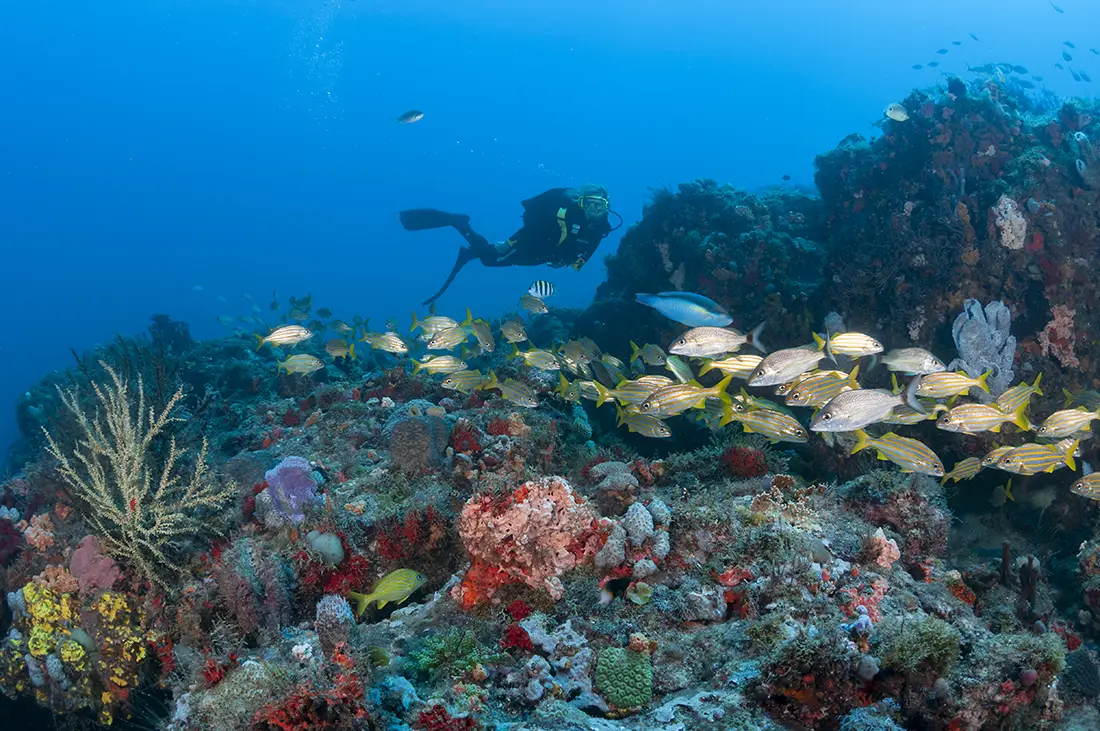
595;647;653;710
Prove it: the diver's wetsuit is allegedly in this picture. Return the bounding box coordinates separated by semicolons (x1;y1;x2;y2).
400;188;613;304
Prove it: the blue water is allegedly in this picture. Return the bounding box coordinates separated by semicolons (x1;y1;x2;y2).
2;0;1098;461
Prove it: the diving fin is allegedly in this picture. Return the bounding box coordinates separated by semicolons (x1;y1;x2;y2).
399;208;471;232
423;247;477;305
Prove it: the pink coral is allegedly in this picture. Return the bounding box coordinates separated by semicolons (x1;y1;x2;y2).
33;565;80;594
22;513;55;551
1038;304;1080;368
453;476;598;607
70;535;121;596
869;528;901;569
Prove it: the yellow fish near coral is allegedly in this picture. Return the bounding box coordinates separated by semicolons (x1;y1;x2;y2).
348;569;427;617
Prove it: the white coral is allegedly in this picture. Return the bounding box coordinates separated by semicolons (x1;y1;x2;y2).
994;195;1026;250
622;502;655;546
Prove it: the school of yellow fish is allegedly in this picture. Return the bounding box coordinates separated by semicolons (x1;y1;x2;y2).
250;290;1100;505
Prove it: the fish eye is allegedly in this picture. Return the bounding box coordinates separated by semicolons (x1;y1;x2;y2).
822;413;832;421
795;428;805;437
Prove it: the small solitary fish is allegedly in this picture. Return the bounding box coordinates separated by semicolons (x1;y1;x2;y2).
397;110;425;124
528;280;555;298
941;457;983;485
635;291;733;327
669;324;766;358
277;354;325;375
1063;50;1073;62
256;325;313;350
884;103;909;122
348;569;427;617
853;430;945;477
481;371;538;408
880;348;946;376
936;48;948;55
520;293;548;314
630;341;668;366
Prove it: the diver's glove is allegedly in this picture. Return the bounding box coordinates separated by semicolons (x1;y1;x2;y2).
570;258;586;271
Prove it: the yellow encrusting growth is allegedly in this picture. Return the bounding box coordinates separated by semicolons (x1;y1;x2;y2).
43;362;236;590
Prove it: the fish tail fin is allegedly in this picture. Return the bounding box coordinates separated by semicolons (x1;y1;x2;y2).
905;376;924;413
976;369;992;394
482;370;499;391
847;364;861;387
593;381;611;407
698;359;714;376
852;429;872;454
1066;441;1079;471
275;358;287;373
1012;404;1031;432
461;307;475;329
510;342;521;359
1032;372;1044;396
348;342;356;359
410;311;420;332
556;373;570;398
630;340;642;365
411;359;424;374
811;332;826;351
749;322;768;353
714;374;733;407
347;591;373;617
890;373;902;395
254;333;265;351
615;403;625;426
1004;479;1014;502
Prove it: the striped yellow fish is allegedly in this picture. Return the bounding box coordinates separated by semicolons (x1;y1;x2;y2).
785;367;860;408
665;355;695;384
720;406;808;443
639;375;732;418
596;376;672;406
600;354;630;383
511;345;561;371
481;370;538;408
520;293;548;314
441;369;487;393
995;373;1043;414
411;355;467;375
348;569;427;617
360;331;409;354
325;339;355;359
813;331;883;359
427;326;471;351
256;324;313;350
1070;473;1100;501
616;404;672;438
981;445;1015;468
995;440;1078;475
411;312;459;338
698;354;763;380
555;374;580;402
915;370;990;398
936;403;1030;434
500;318;528;343
277;354;325;375
461;309;495;353
853;430;944;477
630;341;668;367
940;456;983;485
881;401;945;425
1035;408;1100;438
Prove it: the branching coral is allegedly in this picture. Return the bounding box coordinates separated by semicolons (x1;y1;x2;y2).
43;363;235;590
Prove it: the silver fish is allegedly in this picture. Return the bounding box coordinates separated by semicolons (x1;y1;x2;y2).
748;346;826;387
668;324;765;357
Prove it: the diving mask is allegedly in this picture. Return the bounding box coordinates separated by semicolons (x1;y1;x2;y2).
579;195;609;217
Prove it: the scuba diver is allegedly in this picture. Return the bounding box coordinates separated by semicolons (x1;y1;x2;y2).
399;184;622;304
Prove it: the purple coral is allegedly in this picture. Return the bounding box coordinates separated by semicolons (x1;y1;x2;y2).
264;456;318;524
